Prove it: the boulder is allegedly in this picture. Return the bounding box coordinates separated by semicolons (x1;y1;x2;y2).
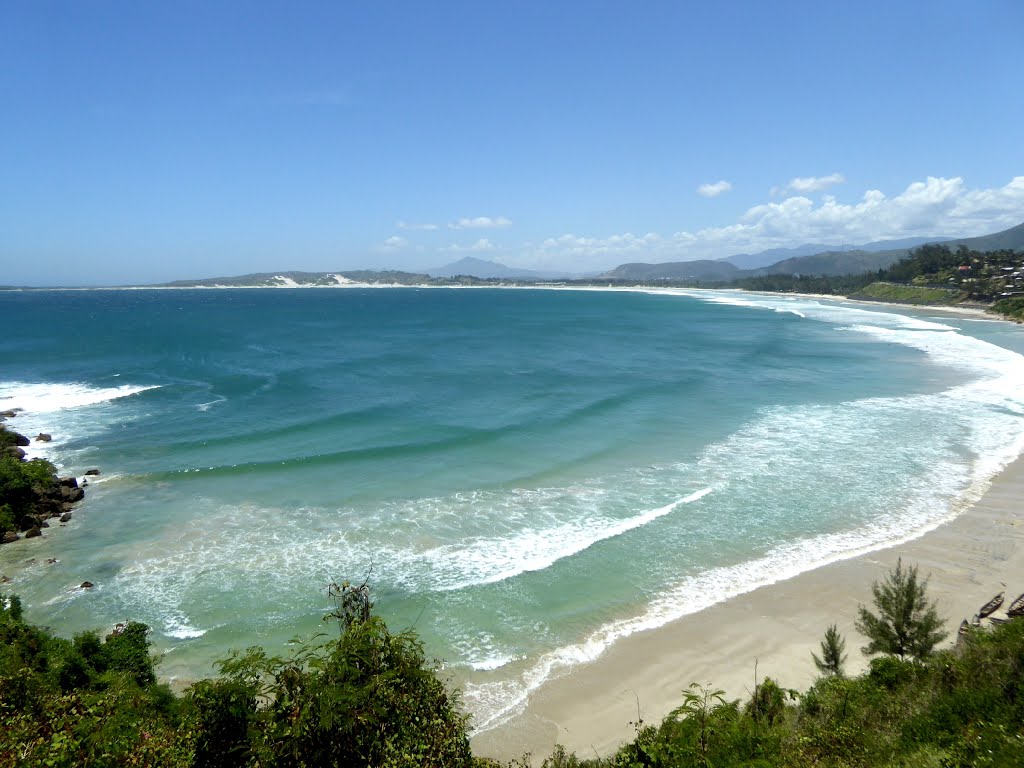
66;487;84;503
14;433;29;447
35;433;52;443
59;477;79;489
4;446;25;460
1;410;18;418
59;512;72;523
1;532;18;544
38;521;49;529
85;469;101;476
0;575;10;583
24;527;41;539
80;581;94;589
61;502;74;512
45;558;58;565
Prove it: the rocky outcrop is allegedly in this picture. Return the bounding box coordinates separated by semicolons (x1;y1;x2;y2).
1;424;93;543
35;433;52;442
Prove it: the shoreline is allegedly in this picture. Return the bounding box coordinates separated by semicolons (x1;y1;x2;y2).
471;452;1024;762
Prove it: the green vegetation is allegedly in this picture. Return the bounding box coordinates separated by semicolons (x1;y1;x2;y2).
849;281;964;304
0;581;473;767
3;564;1023;766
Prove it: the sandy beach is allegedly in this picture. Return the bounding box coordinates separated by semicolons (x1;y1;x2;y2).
472;453;1024;762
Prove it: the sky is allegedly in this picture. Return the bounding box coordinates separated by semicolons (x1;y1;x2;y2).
2;1;1024;285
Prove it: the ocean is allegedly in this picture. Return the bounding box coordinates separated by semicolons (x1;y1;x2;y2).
2;286;1023;732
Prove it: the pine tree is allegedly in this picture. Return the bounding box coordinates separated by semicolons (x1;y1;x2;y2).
855;558;947;661
812;623;847;676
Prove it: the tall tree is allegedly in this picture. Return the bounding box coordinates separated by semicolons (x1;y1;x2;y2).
812;623;847;676
855;558;947;661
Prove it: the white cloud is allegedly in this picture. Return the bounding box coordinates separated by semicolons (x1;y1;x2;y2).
448;216;512;230
373;235;408;253
785;173;846;193
397;220;438;231
516;176;1024;273
441;238;498;253
697;180;732;198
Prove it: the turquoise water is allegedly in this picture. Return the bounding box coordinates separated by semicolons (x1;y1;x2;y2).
2;287;1023;731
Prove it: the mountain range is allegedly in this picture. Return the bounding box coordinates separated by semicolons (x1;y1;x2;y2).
603;221;1024;282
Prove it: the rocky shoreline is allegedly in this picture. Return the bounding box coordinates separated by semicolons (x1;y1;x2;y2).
0;410;95;544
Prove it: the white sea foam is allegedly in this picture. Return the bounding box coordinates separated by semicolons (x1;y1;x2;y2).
0;381;159;414
406;487;712;591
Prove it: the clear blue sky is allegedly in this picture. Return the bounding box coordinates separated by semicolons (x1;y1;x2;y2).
3;1;1023;285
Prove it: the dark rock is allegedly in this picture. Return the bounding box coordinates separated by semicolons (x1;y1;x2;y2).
24;527;41;539
4;446;25;460
66;487;84;503
81;480;88;487
35;433;52;443
85;469;100;476
0;575;10;583
45;558;58;564
80;581;94;589
39;521;49;529
1;409;18;418
59;477;79;489
14;433;29;447
61;502;74;512
1;532;18;544
59;513;72;523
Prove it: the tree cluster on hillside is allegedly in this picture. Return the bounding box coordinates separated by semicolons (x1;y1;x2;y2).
717;243;1024;316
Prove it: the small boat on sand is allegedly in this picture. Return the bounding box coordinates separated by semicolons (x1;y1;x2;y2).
978;592;1004;619
1006;592;1024;618
957;619;970;643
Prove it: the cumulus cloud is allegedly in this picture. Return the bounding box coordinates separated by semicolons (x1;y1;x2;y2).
784;173;846;193
441;238;497;253
448;216;512;230
397;221;438;231
516;176;1024;273
697;180;732;198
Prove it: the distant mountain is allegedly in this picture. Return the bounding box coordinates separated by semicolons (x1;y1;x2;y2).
724;237;949;270
424;256;566;279
605;221;1024;281
952;220;1024;252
